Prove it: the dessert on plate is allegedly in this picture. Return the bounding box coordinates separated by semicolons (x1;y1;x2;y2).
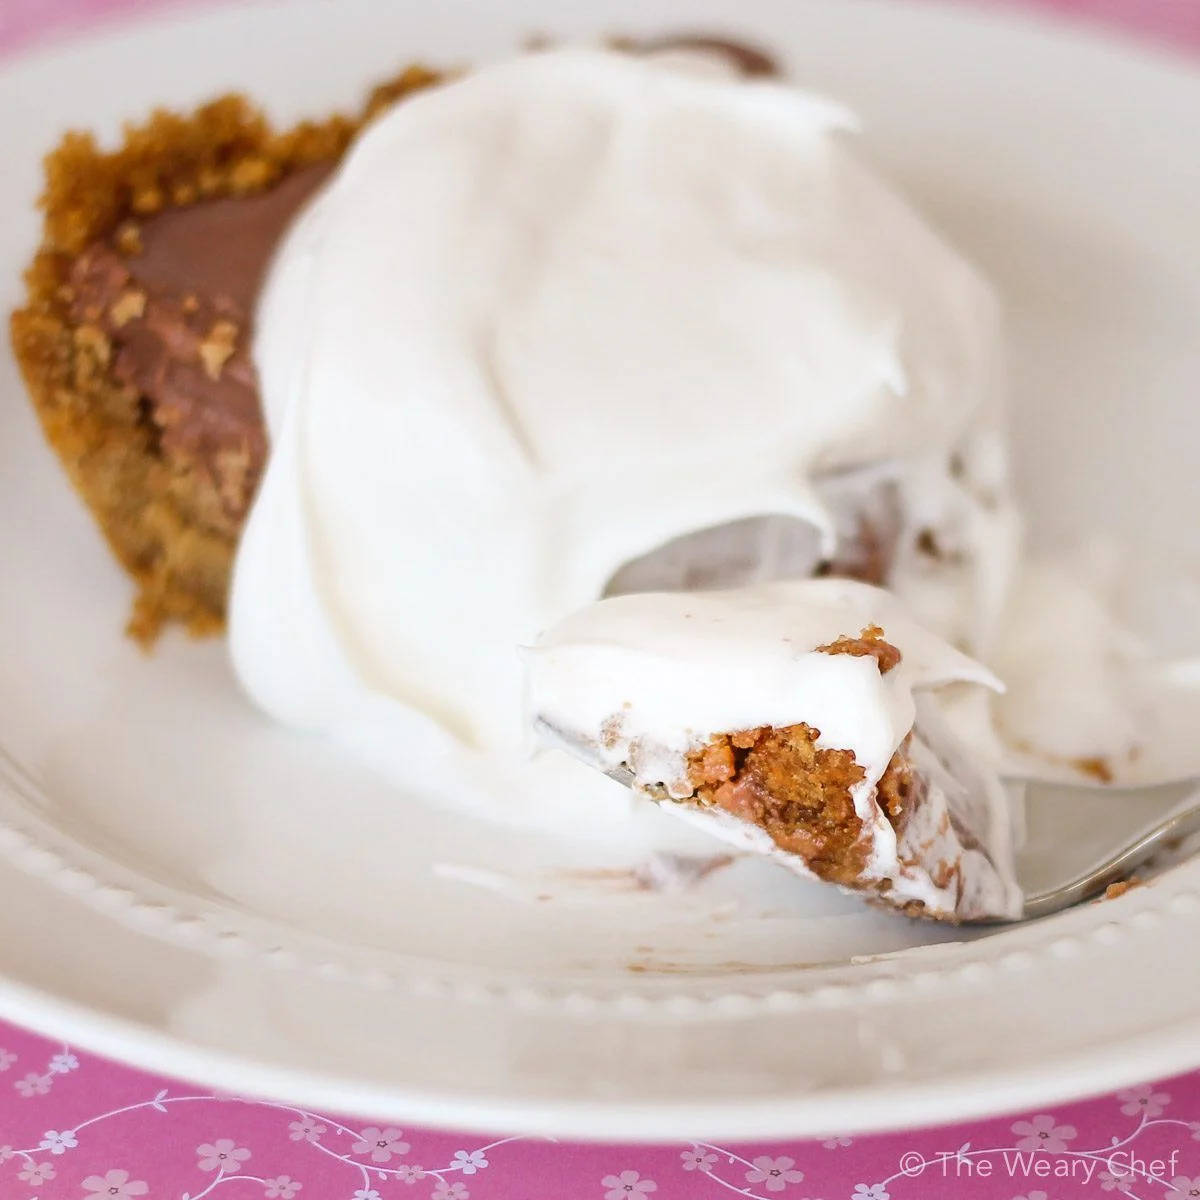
10;36;1072;921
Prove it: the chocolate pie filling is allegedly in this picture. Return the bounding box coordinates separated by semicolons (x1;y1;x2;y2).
67;163;334;528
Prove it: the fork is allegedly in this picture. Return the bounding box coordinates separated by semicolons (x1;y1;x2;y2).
533;718;1200;923
987;774;1200;922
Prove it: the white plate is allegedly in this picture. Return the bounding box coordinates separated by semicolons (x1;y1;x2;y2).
2;0;1200;1143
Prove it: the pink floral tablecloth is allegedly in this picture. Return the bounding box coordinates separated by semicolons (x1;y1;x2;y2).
2;1021;1200;1199
2;0;1200;1196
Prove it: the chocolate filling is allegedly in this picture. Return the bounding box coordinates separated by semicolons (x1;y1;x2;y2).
633;34;781;77
68;163;333;527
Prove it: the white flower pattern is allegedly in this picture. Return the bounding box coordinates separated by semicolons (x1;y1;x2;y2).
14;1073;49;1097
1117;1083;1170;1117
430;1183;469;1200
17;1161;56;1184
680;1148;717;1171
264;1175;303;1198
81;1168;150;1197
602;1170;657;1199
745;1155;804;1191
47;1052;79;1074
38;1128;77;1154
451;1149;488;1174
351;1126;411;1163
1010;1114;1077;1153
1168;1178;1200;1199
0;1049;16;1072
288;1117;327;1143
196;1138;251;1172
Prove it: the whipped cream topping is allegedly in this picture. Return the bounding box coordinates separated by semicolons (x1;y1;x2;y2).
229;47;1008;760
525;578;1021;919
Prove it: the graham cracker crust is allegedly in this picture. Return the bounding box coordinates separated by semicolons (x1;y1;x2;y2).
10;65;440;643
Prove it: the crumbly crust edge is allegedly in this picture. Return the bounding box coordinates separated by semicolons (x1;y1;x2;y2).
9;66;441;643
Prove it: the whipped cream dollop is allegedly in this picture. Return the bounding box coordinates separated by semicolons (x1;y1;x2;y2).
229;47;1009;767
526;578;1021;919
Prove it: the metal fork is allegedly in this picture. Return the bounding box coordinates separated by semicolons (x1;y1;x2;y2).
989;775;1200;922
533;718;1200;923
